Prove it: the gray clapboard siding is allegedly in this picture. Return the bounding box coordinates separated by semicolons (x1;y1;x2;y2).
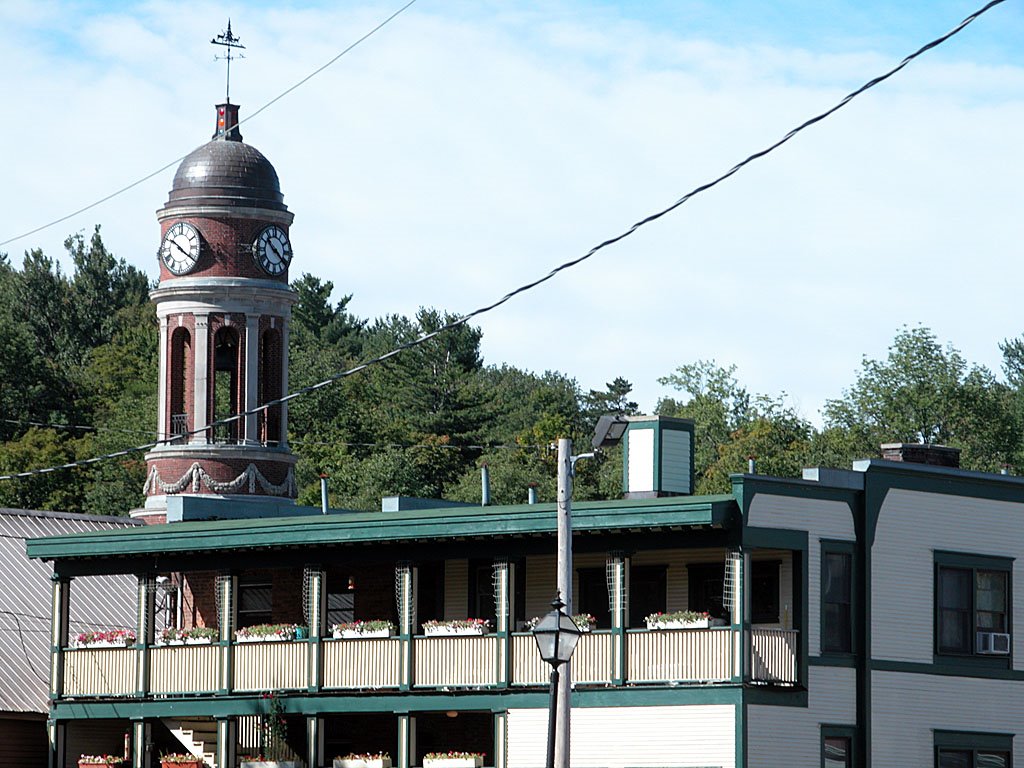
747;666;856;767
661;428;693;494
507;704;735;768
747;493;855;656
872;488;1024;665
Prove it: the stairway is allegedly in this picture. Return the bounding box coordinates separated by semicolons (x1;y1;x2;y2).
164;718;218;767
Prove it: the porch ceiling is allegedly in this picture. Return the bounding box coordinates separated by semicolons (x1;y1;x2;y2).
26;495;737;562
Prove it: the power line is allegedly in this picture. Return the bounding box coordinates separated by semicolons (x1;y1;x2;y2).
0;0;420;250
0;0;1005;482
2;418;154;438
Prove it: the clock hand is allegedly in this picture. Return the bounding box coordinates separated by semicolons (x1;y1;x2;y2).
270;241;284;259
173;240;191;258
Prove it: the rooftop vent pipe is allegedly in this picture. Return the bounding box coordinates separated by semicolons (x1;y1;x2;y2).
748;456;756;474
481;464;490;506
528;484;538;505
320;474;329;514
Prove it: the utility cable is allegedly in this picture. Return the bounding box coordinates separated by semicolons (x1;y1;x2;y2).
0;0;1004;482
0;0;420;249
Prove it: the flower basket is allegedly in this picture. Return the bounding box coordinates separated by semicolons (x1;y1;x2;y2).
240;762;296;768
160;755;204;768
334;753;392;768
74;630;136;648
645;610;722;630
422;619;490;637
159;627;218;646
332;620;395;639
78;756;125;767
235;623;304;642
423;753;484;768
524;613;596;633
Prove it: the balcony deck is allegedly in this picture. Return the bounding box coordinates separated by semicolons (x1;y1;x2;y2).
59;628;798;698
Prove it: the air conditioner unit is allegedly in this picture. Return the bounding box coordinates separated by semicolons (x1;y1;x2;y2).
977;631;1011;655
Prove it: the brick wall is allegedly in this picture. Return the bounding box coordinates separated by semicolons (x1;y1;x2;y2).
157;216;291;283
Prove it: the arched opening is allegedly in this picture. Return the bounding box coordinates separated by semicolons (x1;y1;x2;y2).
213;325;241;444
169;327;191;443
258;328;283;446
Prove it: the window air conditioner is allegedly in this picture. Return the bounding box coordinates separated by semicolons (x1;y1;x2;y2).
977;631;1011;655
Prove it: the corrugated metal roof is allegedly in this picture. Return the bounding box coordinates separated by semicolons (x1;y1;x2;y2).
0;509;141;714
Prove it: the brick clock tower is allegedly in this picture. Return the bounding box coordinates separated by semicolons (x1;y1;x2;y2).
140;104;298;521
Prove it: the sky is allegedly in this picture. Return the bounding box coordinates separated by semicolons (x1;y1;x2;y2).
2;0;1023;427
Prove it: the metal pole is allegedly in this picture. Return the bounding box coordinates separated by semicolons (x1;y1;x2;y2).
546;667;559;768
555;438;572;768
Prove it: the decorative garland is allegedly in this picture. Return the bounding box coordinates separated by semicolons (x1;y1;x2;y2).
144;462;296;497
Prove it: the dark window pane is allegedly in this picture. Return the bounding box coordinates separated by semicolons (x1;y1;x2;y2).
823;736;849;768
688;563;725;621
978;751;1009;768
327;591;354;626
938;751;972;768
823;603;852;653
823;552;852;653
752;561;780;624
238;580;273;625
629;566;667;627
577;568;610;628
937;568;972;654
823;553;851;603
976;571;1007;633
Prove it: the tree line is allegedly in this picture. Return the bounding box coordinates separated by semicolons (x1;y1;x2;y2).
1;229;1023;514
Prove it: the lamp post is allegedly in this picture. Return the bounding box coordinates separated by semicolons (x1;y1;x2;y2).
532;596;582;768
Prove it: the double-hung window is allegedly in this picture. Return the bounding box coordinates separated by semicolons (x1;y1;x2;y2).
935;552;1012;661
822;542;854;654
935;730;1012;767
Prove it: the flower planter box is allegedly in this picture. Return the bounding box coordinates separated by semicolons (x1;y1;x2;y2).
240;762;297;768
423;626;489;637
334;628;393;639
647;618;710;630
237;634;288;642
79;763;124;768
160;760;204;768
75;640;133;649
423;758;483;768
335;758;392;768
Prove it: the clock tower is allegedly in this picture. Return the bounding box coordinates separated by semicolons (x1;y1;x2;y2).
140;103;298;521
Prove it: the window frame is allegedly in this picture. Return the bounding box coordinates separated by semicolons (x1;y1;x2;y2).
933;551;1013;669
751;559;781;624
821;724;856;768
821;540;856;657
237;576;273;627
934;729;1013;768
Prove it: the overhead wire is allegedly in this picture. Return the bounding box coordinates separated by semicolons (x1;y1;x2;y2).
0;0;1006;482
0;0;420;250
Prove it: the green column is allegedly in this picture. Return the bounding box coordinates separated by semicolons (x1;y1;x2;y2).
306;715;323;768
306;566;325;692
46;718;65;768
131;719;150;768
493;711;508;768
217;717;236;768
218;573;238;694
49;574;70;701
396;563;417;691
136;574;155;698
397;713;416;768
609;552;629;685
494;559;514;687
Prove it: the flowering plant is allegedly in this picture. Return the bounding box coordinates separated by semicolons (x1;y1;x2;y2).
78;756;125;766
159;626;218;644
422;618;490;632
75;629;136;647
524;614;596;631
159;755;203;764
235;623;303;642
337;753;391;760
645;610;710;625
332;620;394;634
259;691;288;759
423;753;485;760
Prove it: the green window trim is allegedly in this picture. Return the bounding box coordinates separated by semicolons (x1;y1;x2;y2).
821;724;856;768
933;551;1013;670
934;729;1013;768
820;540;857;657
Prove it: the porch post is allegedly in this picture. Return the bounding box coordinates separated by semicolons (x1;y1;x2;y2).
46;719;65;768
217;717;236;768
306;715;323;768
493;711;508;768
609;551;630;685
136;574;156;697
218;573;238;694
49;574;70;701
396;562;417;691
131;719;150;768
306;566;325;692
740;550;751;682
397;713;416;768
494;558;514;687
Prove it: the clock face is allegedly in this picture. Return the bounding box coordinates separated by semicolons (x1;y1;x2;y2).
253;225;292;276
160;222;201;275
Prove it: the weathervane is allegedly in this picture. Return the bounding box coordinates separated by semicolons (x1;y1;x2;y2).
211;19;245;104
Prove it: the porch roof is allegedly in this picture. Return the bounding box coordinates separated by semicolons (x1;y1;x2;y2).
26;494;737;562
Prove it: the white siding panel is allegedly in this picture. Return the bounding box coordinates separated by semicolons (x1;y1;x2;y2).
661;429;692;494
747;494;855;655
444;559;468;621
872;670;1024;764
872;489;1024;665
507;705;735;768
747;666;856;767
627;428;655;493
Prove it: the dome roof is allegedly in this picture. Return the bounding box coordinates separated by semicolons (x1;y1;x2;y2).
164;139;287;212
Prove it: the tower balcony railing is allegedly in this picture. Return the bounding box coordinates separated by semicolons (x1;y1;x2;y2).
56;626;799;699
169;413;189;445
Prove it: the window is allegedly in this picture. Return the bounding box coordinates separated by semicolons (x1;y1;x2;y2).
327;575;355;627
751;560;780;624
577;568;610;628
822;544;853;654
629;565;667;627
935;552;1011;659
468;560;497;625
935;731;1012;768
821;725;856;768
238;577;272;626
688;562;725;621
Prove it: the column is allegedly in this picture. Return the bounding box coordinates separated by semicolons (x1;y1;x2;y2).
136;575;156;697
396;563;417;691
608;552;629;685
217;718;236;768
49;574;70;701
306;715;324;768
157;315;168;441
493;712;508;768
279;320;290;448
494;559;514;687
46;719;66;768
397;714;416;768
193;314;210;443
306;567;325;692
218;573;237;694
244;314;260;444
131;719;150;768
740;550;750;682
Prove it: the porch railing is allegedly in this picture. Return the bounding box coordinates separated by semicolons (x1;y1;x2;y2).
58;628;800;698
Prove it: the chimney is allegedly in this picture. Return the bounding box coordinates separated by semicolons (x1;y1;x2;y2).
880;443;960;468
622;416;695;498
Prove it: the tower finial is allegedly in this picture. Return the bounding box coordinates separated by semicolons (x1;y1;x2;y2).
211;18;245;104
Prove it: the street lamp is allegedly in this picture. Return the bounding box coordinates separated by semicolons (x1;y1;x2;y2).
532;595;582;768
